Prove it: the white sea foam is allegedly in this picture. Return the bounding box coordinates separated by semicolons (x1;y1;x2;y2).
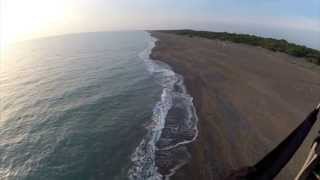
128;32;199;180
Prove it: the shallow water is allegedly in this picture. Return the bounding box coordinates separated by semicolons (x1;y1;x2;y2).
128;36;198;180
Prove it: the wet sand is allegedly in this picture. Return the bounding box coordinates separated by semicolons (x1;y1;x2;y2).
150;32;320;180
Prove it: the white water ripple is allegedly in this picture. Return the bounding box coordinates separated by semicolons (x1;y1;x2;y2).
128;33;199;180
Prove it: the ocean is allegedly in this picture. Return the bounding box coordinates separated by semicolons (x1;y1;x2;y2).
0;31;198;180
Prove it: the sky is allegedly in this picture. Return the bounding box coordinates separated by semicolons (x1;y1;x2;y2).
1;0;320;48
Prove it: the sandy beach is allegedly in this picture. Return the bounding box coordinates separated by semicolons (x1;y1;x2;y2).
150;32;320;180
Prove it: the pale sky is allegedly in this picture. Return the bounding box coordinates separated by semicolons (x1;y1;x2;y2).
1;0;320;48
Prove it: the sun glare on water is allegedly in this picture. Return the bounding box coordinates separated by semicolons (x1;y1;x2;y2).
1;0;72;47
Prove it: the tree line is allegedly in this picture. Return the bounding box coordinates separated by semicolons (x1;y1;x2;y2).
161;30;320;66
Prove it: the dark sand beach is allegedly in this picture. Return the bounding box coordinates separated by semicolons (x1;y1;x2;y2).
150;32;320;180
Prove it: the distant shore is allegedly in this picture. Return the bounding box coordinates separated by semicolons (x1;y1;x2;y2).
150;31;320;180
161;30;320;66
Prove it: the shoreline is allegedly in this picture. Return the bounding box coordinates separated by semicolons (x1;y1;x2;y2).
129;33;199;180
150;31;320;180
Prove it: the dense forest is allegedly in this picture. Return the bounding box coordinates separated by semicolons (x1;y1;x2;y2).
161;30;320;66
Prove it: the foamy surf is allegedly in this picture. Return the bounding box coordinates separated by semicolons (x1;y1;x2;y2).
128;32;199;180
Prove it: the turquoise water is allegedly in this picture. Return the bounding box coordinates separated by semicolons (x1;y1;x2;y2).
0;31;198;180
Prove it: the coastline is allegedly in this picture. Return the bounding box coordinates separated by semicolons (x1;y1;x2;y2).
129;32;199;180
150;31;320;180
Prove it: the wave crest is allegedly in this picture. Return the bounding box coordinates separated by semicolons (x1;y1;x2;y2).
128;33;198;180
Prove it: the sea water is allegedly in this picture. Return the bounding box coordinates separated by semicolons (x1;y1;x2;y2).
0;31;198;180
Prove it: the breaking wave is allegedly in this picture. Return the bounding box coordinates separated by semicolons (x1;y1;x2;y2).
128;33;199;180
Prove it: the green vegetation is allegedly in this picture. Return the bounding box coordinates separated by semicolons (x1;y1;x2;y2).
161;30;320;66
